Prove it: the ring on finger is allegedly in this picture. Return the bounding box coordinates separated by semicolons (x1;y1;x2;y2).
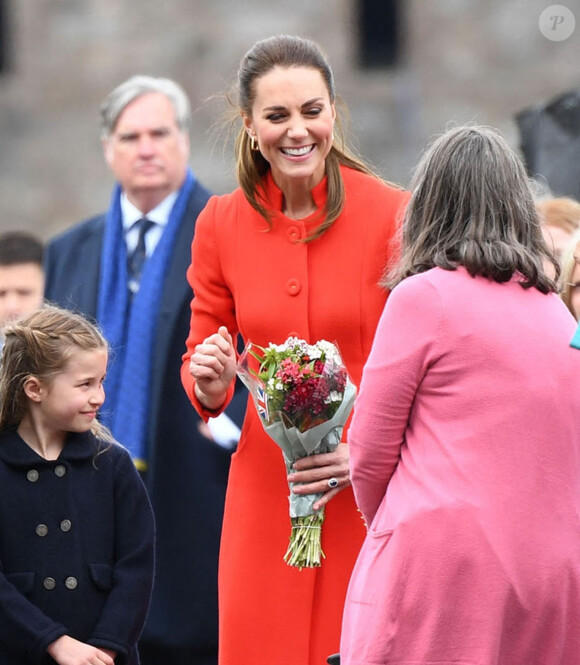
327;477;339;489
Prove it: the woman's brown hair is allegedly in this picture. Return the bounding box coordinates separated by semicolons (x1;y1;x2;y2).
234;34;387;241
384;124;559;293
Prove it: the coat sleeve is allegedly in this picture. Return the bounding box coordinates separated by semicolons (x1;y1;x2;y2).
0;565;68;663
181;195;238;420
87;448;155;662
348;275;442;527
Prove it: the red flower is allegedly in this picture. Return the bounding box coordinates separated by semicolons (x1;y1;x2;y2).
276;358;302;384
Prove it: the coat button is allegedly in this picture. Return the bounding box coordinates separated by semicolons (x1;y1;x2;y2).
36;524;48;537
26;469;39;483
287;226;301;242
65;576;78;590
43;577;56;590
286;278;301;296
54;465;66;477
60;519;72;532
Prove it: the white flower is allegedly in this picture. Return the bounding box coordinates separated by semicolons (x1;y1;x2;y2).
321;341;343;365
295;339;310;354
324;391;343;405
309;344;323;359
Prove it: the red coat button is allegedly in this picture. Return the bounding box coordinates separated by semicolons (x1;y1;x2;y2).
286;279;301;296
287;226;301;242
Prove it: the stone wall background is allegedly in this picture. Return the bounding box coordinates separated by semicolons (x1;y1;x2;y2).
0;0;578;240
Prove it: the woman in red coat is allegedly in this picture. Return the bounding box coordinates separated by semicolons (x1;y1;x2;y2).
181;35;409;665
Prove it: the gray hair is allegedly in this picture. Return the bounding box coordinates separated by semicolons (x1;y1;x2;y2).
384;124;560;294
100;75;191;139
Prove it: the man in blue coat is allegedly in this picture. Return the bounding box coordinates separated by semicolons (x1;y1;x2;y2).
44;75;242;665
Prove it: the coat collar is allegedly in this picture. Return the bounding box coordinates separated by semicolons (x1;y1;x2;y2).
0;429;99;467
258;169;329;234
260;169;329;212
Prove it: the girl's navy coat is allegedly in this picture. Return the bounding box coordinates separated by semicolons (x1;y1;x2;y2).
0;429;155;665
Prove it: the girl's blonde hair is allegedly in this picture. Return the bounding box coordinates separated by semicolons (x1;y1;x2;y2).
559;228;580;317
0;304;114;443
537;197;580;235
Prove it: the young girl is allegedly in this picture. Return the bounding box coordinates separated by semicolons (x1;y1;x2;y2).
0;305;154;665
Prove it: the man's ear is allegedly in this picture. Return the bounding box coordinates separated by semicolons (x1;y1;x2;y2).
102;138;114;169
23;376;44;403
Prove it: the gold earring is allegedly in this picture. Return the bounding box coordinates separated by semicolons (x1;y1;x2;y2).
250;135;259;152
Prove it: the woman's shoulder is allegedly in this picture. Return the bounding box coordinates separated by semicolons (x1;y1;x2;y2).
391;268;443;300
389;268;471;312
397;266;473;290
340;166;410;217
197;186;257;234
394;267;527;306
202;187;246;215
340;165;408;195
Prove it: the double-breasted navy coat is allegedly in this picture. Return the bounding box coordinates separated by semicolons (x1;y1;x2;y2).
0;430;155;664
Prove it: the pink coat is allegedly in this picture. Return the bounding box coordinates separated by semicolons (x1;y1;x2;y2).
341;267;580;664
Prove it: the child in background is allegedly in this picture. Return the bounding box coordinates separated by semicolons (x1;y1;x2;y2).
0;305;154;665
536;196;580;278
0;232;44;329
559;227;580;320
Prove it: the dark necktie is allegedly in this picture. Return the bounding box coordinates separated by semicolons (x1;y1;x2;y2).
127;217;154;293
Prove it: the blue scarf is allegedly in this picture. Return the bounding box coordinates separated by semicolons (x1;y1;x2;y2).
97;169;195;468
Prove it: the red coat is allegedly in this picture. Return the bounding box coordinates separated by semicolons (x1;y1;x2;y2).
181;166;409;665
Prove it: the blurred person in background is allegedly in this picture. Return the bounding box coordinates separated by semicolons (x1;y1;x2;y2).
537;196;580;278
0;232;44;334
43;75;243;665
559;227;580;320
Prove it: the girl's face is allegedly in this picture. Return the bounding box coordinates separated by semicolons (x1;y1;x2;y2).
243;66;336;193
34;348;107;437
569;260;580;321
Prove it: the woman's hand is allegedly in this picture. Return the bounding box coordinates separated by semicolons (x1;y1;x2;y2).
287;443;350;510
189;326;237;410
47;635;115;664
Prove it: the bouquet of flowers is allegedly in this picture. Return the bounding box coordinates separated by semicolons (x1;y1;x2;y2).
237;337;356;569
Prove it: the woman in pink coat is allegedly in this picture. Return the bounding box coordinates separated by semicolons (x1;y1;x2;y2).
340;125;580;665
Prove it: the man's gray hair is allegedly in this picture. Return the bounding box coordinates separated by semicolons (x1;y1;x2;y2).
100;75;191;139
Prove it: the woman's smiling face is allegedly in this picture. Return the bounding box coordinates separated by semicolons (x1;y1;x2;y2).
243;66;336;192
